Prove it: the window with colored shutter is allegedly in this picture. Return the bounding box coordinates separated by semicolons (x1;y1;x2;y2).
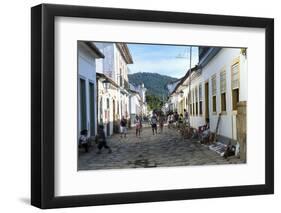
232;61;240;110
212;75;216;96
220;70;227;112
231;62;239;89
211;75;217;113
199;84;203;115
220;70;226;93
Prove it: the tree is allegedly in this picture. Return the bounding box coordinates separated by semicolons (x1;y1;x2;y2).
146;94;163;111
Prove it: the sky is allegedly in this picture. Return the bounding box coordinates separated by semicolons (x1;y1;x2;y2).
127;43;199;79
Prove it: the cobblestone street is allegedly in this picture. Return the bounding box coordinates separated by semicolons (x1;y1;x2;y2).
78;126;243;170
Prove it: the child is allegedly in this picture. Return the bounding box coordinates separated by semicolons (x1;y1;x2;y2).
79;129;89;152
97;125;112;154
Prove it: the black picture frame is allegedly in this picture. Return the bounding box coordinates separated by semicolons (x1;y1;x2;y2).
31;3;274;209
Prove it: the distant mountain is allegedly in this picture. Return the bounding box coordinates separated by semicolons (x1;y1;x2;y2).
128;72;178;98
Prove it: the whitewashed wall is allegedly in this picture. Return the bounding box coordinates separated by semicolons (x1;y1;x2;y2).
130;95;141;114
181;48;247;140
95;43;115;78
97;79;119;136
98;43;130;119
129;94;142;126
77;42;98;138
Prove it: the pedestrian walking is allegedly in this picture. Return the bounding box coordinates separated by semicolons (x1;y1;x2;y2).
168;113;174;128
134;115;142;138
159;113;165;133
150;113;158;135
184;109;189;124
174;111;179;128
178;113;184;129
174;111;179;122
97;125;112;154
120;116;127;138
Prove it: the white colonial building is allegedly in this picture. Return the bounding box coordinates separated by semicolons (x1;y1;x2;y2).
77;41;104;140
95;42;133;136
170;47;247;145
129;83;148;126
96;73;119;136
165;80;181;113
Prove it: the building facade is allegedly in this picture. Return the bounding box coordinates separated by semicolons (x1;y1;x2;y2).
77;41;104;140
96;73;119;136
129;83;148;126
95;42;133;136
170;47;247;145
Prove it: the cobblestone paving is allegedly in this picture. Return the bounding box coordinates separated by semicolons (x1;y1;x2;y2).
78;126;244;170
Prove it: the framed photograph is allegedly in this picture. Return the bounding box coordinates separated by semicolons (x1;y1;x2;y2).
31;4;274;209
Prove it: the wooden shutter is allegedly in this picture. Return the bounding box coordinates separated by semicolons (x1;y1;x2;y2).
231;62;239;89
212;75;216;96
199;84;203;101
220;70;226;93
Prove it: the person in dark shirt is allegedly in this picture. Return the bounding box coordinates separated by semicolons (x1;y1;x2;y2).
79;129;89;152
97;124;112;154
174;111;179;122
120;116;128;138
184;109;189;124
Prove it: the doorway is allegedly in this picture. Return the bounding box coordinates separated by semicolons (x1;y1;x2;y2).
89;82;95;136
79;79;87;131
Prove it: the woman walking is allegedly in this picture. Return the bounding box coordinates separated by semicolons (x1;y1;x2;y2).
134;115;142;138
159;113;165;133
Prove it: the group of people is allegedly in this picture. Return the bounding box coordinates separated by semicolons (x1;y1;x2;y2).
119;112;167;138
167;109;190;128
79;125;112;154
122;109;191;139
149;113;165;135
79;110;188;154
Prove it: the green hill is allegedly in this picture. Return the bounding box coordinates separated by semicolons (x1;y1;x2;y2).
128;72;177;98
128;72;178;111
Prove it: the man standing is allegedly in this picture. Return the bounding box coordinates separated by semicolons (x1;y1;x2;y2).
150;113;158;135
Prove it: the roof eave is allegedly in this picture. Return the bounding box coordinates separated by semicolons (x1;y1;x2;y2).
116;43;133;64
85;42;105;58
